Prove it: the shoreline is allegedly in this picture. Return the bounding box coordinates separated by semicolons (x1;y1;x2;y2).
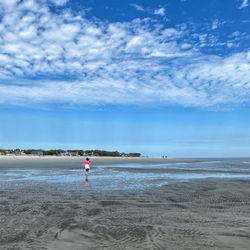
1;155;249;159
2;155;249;161
0;156;224;170
1;156;250;170
0;156;192;170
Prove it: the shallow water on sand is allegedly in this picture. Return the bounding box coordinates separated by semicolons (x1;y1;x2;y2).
1;159;250;190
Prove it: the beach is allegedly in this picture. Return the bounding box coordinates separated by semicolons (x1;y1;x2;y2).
1;157;250;249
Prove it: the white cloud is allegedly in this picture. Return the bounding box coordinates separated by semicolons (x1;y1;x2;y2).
211;19;219;30
154;8;165;16
130;3;145;12
49;0;68;6
181;43;192;50
130;4;165;16
0;0;249;109
238;0;249;9
0;0;17;8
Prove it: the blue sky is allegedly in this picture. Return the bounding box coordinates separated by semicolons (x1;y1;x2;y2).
0;0;249;157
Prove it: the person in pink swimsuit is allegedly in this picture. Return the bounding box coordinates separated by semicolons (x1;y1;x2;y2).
83;158;91;180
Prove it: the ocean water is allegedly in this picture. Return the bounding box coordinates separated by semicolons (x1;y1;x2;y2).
1;159;250;190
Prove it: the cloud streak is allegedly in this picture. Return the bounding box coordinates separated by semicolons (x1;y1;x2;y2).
130;4;166;16
238;0;249;9
0;0;249;108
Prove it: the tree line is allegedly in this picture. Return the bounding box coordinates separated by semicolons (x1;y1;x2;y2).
0;149;141;157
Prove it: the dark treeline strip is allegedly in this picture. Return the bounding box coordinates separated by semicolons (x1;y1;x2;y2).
0;149;141;157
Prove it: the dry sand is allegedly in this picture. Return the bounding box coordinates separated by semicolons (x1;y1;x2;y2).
1;158;250;249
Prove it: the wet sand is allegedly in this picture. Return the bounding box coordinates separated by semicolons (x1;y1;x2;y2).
0;156;207;170
1;158;250;249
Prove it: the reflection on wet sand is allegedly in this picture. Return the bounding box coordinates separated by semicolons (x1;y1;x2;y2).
1;159;250;191
83;179;90;191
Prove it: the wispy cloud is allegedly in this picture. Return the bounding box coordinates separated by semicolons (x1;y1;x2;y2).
49;0;68;6
238;0;249;9
0;0;249;108
130;3;166;16
130;3;145;12
211;19;219;30
154;8;165;16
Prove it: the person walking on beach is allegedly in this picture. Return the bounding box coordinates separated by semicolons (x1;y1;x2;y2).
83;157;91;181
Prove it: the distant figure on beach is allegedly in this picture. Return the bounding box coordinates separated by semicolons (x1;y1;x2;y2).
83;157;91;180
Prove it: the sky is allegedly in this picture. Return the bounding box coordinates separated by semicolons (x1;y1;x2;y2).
0;0;249;157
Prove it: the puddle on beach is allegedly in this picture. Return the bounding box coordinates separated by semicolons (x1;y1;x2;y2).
1;160;250;190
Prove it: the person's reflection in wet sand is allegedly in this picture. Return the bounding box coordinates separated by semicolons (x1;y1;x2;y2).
83;179;90;191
